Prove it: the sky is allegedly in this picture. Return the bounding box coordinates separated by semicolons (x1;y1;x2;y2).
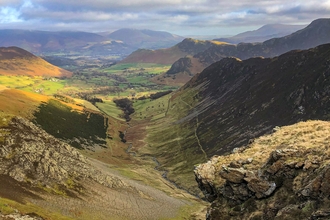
0;0;329;36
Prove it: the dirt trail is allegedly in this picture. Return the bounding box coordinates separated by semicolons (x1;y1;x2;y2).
179;96;208;161
28;158;190;220
88;158;190;219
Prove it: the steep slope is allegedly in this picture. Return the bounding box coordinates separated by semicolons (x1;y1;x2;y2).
216;24;305;44
108;28;184;49
195;120;330;219
0;46;72;77
167;18;330;83
121;38;227;65
0;115;190;220
141;43;330;194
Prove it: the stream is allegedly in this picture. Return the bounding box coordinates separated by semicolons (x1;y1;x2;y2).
124;122;197;197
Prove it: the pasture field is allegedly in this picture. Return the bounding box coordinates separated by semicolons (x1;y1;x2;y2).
101;63;171;74
0;75;66;95
96;101;125;121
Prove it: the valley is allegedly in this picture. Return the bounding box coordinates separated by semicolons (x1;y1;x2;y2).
1;17;330;220
0;47;207;219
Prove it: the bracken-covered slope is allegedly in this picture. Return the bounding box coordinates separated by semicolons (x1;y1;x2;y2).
144;43;330;194
167;18;330;83
0;46;72;77
195;120;330;219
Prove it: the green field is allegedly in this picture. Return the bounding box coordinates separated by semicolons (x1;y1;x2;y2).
102;63;171;75
0;75;66;95
96;101;125;121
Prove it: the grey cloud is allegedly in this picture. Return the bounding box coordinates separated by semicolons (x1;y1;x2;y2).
0;0;22;5
0;0;330;35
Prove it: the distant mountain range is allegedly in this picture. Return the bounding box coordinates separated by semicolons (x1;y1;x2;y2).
0;29;185;59
107;28;184;49
164;18;330;85
215;23;306;44
0;46;72;77
120;38;227;65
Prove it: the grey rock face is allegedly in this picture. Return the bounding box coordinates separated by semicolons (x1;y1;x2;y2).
0;116;126;189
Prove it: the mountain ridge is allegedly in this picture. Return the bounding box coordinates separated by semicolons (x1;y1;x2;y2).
108;28;184;49
142;43;330;195
215;23;306;44
120;38;226;65
165;18;330;85
0;29;184;59
0;46;72;77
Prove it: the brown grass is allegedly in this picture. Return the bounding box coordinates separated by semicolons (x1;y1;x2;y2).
0;89;84;119
0;89;49;119
0;57;72;77
207;120;330;185
0;47;72;77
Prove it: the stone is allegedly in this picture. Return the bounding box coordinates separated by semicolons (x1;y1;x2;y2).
267;160;284;174
247;178;274;199
219;167;246;183
0;116;127;191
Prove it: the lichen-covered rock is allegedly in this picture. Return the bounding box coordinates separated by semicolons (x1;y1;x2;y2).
219;167;246;183
194;120;330;220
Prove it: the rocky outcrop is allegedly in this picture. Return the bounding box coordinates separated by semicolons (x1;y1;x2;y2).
166;57;193;75
194;120;330;219
0;116;126;190
0;212;43;220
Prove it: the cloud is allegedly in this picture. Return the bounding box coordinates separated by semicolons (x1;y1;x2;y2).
0;0;22;6
0;6;22;22
0;0;329;35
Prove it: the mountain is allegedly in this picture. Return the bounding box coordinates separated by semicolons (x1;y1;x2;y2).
166;18;330;84
0;29;137;58
195;120;330;219
108;28;184;49
0;29;106;54
215;24;306;44
141;43;330;194
0;46;72;77
0;29;183;59
121;38;227;65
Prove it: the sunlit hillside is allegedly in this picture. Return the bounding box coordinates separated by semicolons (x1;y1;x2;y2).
0;47;72;77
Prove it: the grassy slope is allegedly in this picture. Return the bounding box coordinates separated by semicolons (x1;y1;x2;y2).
129;88;207;195
139;44;330;195
0;75;67;95
0;88;50;119
0;47;72;78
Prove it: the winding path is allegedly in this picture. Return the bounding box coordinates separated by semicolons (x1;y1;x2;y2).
179;96;208;161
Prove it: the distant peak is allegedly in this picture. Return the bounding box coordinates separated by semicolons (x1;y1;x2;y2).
308;18;330;26
0;46;36;59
